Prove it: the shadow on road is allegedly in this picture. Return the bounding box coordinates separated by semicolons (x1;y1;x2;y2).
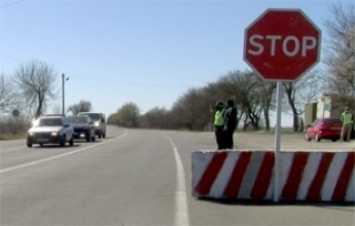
100;136;116;139
196;197;355;209
30;138;108;148
73;140;102;144
30;144;82;149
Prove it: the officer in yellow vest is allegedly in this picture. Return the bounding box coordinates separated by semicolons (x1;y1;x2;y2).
340;107;354;142
214;102;226;150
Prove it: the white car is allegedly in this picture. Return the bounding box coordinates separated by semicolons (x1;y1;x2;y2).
27;115;74;147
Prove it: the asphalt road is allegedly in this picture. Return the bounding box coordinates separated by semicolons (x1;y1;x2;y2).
1;126;354;226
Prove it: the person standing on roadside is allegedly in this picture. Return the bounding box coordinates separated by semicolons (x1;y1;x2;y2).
214;102;226;150
224;99;237;149
340;107;354;142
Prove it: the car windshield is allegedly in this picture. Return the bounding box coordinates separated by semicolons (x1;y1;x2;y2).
68;116;88;124
312;119;319;126
37;118;63;127
82;113;101;121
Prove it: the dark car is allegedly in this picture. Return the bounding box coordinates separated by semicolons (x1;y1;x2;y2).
305;118;343;142
68;115;96;142
27;115;74;147
78;112;106;138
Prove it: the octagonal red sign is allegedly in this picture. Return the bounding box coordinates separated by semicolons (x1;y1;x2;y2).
244;9;321;81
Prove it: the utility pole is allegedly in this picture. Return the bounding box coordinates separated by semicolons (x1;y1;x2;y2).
62;73;69;115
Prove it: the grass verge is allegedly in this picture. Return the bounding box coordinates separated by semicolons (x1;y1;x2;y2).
0;133;27;141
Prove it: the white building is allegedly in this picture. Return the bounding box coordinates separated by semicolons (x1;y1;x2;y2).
316;95;332;118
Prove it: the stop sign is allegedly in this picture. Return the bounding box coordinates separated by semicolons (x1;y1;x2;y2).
244;9;321;81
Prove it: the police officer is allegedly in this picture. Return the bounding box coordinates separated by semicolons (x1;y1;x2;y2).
214;102;226;150
340;107;354;142
224;99;237;149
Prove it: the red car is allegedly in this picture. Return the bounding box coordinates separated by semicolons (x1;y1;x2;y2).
305;118;343;142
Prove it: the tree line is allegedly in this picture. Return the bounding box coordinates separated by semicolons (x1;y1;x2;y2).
107;69;323;131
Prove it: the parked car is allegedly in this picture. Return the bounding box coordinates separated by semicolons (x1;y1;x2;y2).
304;118;342;142
78;112;106;138
67;115;95;142
27;115;74;147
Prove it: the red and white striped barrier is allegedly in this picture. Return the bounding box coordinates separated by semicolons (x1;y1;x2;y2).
192;151;354;202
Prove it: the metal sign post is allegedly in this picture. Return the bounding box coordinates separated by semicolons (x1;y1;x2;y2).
243;8;321;202
274;82;283;202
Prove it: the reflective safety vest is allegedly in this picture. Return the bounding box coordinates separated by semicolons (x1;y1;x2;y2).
341;112;353;125
214;109;225;127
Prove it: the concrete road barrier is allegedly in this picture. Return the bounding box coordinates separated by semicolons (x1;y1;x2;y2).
192;150;354;202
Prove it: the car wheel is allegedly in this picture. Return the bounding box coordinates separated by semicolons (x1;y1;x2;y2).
27;143;32;148
315;133;321;142
60;135;66;147
331;138;337;142
304;134;311;142
91;135;96;142
39;143;44;146
69;136;74;146
103;132;106;138
98;133;102;138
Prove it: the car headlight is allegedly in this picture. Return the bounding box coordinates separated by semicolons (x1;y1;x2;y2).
28;132;35;136
51;132;58;136
94;122;100;127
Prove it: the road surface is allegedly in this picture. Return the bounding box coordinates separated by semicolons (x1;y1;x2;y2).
1;126;354;225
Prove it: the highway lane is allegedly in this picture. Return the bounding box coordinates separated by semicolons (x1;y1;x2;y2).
1;127;179;225
1;126;354;225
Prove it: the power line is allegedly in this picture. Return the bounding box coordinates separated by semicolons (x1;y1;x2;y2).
0;53;23;62
69;74;192;88
0;0;25;9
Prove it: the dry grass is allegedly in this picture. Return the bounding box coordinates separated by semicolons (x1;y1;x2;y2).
0;132;27;140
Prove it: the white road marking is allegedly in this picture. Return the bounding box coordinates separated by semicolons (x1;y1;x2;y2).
162;133;189;226
0;131;128;174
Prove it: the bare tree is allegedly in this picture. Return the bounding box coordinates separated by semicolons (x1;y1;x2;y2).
217;71;263;130
51;103;63;114
324;3;355;100
140;107;169;129
116;102;140;127
13;60;57;119
107;112;120;125
67;100;92;115
213;75;244;130
0;73;19;114
254;76;276;131
283;68;324;132
170;87;211;131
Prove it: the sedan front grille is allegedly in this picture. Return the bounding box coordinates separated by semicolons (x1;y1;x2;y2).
35;132;51;139
74;128;89;133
